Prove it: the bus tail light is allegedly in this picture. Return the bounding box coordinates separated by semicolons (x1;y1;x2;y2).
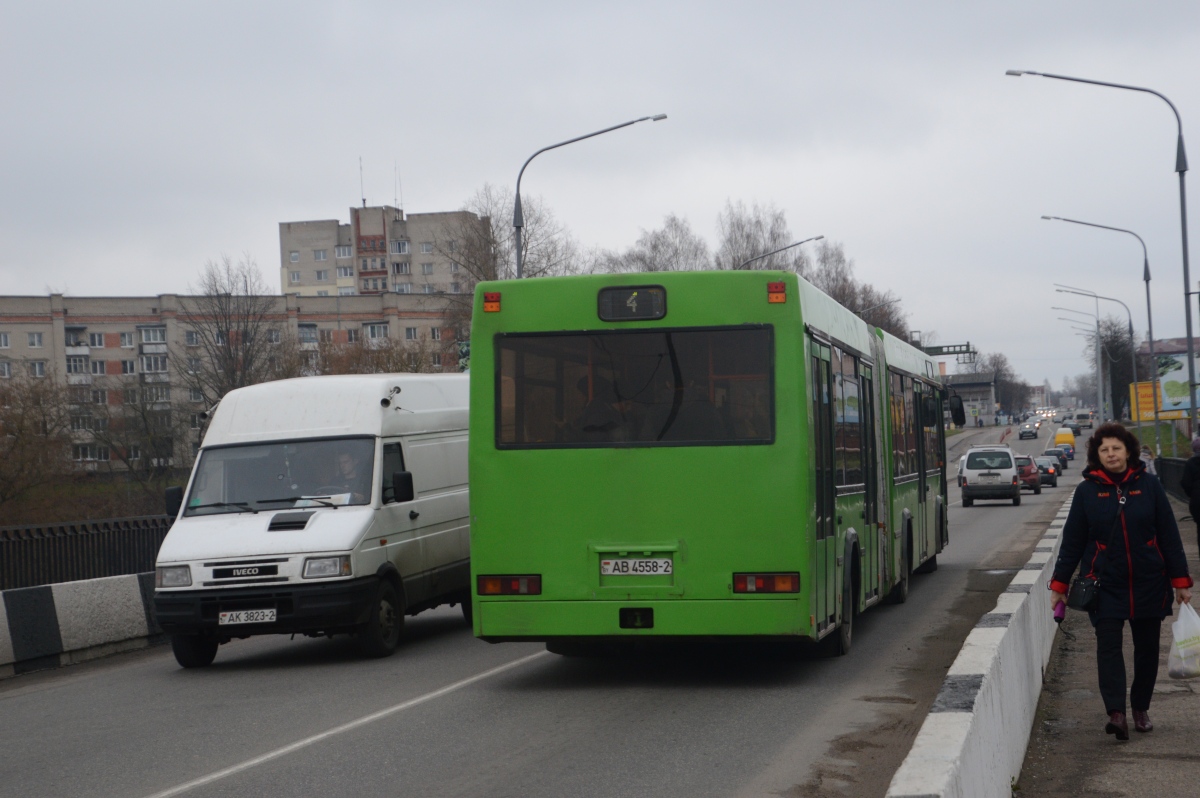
767;281;786;304
483;292;501;312
477;574;541;595
733;573;800;593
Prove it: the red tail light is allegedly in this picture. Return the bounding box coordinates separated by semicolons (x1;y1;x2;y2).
483;292;501;313
477;574;541;595
733;573;801;593
767;281;786;304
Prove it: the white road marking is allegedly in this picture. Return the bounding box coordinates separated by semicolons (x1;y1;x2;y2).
142;651;550;798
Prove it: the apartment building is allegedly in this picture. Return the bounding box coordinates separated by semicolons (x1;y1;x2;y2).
280;205;484;298
0;292;461;469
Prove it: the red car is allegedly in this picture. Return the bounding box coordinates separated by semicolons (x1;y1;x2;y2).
1015;455;1042;495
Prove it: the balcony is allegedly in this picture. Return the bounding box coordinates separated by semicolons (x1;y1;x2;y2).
141;373;170;383
65;345;90;357
66;374;93;386
140;343;168;355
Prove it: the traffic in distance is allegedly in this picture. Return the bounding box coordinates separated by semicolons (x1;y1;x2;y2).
152;270;971;663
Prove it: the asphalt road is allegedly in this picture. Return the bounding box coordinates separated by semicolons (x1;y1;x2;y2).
0;423;1076;798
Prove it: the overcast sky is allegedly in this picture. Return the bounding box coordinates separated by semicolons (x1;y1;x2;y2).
4;1;1200;388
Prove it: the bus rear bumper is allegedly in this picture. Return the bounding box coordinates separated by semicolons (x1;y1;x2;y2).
476;598;814;642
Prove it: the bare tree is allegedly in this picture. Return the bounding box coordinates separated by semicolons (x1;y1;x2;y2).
88;379;194;498
175;255;285;405
714;200;806;271
0;373;72;512
596;214;711;273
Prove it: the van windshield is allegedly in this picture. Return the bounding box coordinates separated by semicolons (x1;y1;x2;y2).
184;437;375;516
966;451;1013;469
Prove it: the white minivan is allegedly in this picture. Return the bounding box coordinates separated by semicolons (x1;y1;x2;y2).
154;374;470;668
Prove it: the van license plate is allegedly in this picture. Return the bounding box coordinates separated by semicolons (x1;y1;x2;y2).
979;475;998;484
601;558;672;575
219;609;276;625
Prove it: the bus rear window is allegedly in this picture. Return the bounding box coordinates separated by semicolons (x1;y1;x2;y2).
495;326;773;448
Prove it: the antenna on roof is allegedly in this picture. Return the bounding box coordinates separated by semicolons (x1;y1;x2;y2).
359;157;366;208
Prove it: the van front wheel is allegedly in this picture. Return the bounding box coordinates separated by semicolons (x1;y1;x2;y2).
358;580;403;658
171;634;218;668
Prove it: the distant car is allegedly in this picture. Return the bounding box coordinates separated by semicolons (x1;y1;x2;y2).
1015;455;1042;494
1044;447;1069;471
961;445;1021;507
1075;412;1093;429
1018;423;1039;439
1034;456;1059;487
1064;420;1082;436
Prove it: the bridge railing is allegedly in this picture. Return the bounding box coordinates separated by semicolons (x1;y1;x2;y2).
1157;457;1188;504
0;516;173;591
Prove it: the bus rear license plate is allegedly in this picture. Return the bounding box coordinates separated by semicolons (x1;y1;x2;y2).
219;609;276;625
600;558;672;576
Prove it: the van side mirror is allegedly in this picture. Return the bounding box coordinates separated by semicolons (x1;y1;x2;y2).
165;486;184;517
391;471;415;504
948;395;966;427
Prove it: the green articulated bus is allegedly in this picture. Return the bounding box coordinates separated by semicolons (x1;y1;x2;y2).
468;271;963;655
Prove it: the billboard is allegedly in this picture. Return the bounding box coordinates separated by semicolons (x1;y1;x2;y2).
1130;381;1186;421
1155;354;1197;412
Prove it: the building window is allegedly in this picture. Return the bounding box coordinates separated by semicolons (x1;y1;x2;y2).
140;328;166;344
367;324;389;340
337;266;353;278
0;332;8;348
391;241;409;255
66;356;88;374
347;328;359;342
319;329;333;343
432;353;443;368
423;285;436;294
408;353;419;369
28;361;46;377
361;279;370;291
450;262;459;272
290;271;301;284
143;385;171;403
290;251;300;263
451;282;461;294
28;332;43;348
90;360;106;375
316;270;329;281
298;326;318;344
267;328;281;344
88;332;105;347
405;327;417;341
141;355;168;373
336;245;352;259
185;330;200;346
393;262;410;275
189;388;204;402
0;362;10;378
314;250;328;261
361;258;368;270
91;389;107;404
190;413;203;429
431;328;442;341
396;283;412;294
339;286;355;296
421;263;434;275
120;332;134;348
187;357;201;373
316;290;327;297
123;387;138;404
121;360;135;374
420;242;433;254
73;444;110;462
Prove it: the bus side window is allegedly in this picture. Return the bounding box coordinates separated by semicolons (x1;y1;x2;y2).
381;442;405;503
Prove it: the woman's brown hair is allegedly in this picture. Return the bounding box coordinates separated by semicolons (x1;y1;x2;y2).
1085;422;1142;472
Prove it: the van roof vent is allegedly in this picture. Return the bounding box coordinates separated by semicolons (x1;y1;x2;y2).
268;511;315;531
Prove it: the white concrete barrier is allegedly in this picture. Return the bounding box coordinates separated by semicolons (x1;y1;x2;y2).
886;493;1072;798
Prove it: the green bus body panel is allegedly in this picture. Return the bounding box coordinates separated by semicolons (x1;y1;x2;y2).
468;271;946;642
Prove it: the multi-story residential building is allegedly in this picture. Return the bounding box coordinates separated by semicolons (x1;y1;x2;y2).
0;292;461;470
279;205;483;298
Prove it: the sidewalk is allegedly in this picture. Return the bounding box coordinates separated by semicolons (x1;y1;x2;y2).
1015;494;1200;796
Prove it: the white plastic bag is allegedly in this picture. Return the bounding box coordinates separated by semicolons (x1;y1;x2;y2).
1168;602;1200;680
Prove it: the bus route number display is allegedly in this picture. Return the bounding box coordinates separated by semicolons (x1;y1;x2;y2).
597;286;666;321
600;558;673;575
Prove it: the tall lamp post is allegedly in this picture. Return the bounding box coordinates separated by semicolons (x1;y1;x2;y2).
1056;285;1141;435
1053;305;1104;415
1042;216;1161;453
1007;69;1195;437
513;114;667;279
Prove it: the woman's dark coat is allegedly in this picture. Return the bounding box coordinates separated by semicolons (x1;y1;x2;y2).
1051;462;1193;620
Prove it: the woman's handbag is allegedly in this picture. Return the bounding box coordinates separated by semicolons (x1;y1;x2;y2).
1065;488;1125;612
1167;602;1200;680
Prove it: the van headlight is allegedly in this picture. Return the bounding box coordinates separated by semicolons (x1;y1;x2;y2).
303;555;352;579
156;565;192;588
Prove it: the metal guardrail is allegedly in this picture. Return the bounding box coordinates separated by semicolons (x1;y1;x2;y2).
1157;457;1187;504
0;516;173;591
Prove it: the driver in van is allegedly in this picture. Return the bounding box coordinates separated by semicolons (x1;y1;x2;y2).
328;449;369;503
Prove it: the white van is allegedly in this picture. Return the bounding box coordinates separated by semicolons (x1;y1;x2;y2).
153;374;470;668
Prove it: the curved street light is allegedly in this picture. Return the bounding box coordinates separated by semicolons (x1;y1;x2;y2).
1008;69;1195;435
513;114;667;279
1043;216;1161;452
1052;304;1104;415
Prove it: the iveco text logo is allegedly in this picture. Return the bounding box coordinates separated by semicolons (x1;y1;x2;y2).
232;567;260;577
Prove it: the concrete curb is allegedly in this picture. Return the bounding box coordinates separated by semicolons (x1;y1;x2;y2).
886;491;1073;798
0;572;161;679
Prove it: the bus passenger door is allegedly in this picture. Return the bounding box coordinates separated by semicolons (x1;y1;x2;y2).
914;382;929;564
860;365;879;600
811;346;836;632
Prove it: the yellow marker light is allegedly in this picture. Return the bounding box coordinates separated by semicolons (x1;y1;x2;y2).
767;281;786;304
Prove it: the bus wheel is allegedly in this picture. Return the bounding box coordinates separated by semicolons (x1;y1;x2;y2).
358;580;404;658
888;534;911;604
822;573;854;656
171;634;218;668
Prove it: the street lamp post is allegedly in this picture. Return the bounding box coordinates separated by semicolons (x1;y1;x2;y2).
1053;305;1104;415
1042;216;1161;453
513;114;667;279
1056;286;1141;434
1008;69;1195;437
736;236;824;270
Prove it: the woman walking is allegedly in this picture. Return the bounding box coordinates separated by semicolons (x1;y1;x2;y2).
1049;423;1193;740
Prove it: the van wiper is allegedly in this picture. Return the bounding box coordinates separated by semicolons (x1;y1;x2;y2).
257;496;339;509
189;502;257;513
